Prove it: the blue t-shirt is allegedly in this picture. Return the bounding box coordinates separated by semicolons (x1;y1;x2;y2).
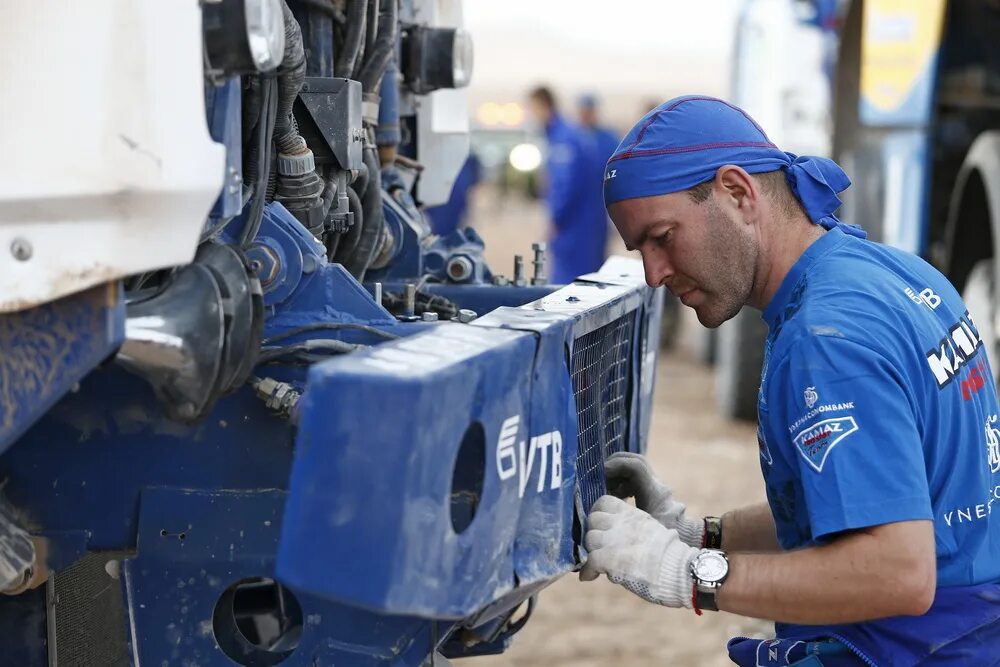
755;227;1000;662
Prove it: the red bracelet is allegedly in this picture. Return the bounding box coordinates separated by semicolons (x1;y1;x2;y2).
691;583;703;616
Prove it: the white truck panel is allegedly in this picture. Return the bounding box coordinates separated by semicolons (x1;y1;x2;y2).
0;0;225;312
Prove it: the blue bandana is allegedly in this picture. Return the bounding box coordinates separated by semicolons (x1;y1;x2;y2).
603;95;865;238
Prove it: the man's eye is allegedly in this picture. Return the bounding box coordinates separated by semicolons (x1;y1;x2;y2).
654;230;672;245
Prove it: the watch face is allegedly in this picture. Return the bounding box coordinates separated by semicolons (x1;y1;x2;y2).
695;552;728;583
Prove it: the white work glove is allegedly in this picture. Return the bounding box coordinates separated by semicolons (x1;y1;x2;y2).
605;452;704;547
580;495;700;608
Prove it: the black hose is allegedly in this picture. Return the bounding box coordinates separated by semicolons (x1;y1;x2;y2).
242;78;262;147
334;0;367;78
259;339;363;364
320;176;338;214
357;0;398;93
352;159;370;197
293;0;345;23
274;1;308;148
333;186;364;264
342;146;385;278
263;322;398;345
240;77;278;248
355;0;379;80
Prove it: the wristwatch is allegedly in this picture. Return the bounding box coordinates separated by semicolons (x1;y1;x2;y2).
690;548;729;613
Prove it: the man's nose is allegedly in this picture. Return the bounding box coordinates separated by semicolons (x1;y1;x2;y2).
642;252;672;289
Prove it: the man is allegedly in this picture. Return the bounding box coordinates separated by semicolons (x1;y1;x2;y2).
528;86;608;283
581;96;1000;665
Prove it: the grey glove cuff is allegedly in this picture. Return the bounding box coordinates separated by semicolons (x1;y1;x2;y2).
653;540;698;609
676;516;705;548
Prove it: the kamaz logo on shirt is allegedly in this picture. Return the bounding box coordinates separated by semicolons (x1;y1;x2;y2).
605;169;617;181
496;415;563;498
925;311;983;387
792;416;859;473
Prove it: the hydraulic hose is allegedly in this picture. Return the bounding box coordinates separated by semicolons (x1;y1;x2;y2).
332;186;364;263
355;0;379;80
334;0;367;78
348;146;386;279
357;0;398;93
274;0;308;148
240;77;278;248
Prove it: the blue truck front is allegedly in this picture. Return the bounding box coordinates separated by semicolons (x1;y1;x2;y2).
0;2;662;665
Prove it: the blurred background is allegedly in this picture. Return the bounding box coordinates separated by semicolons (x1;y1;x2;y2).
448;1;840;664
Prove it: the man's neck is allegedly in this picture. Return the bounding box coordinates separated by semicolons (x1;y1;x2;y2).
751;215;825;310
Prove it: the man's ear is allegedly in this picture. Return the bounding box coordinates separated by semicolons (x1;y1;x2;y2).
714;165;759;216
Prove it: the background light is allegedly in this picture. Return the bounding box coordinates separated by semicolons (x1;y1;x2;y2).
509;143;542;172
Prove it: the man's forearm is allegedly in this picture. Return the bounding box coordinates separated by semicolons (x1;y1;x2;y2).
715;521;936;624
721;502;780;552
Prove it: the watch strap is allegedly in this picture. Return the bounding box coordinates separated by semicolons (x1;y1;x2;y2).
704;516;723;550
695;585;719;612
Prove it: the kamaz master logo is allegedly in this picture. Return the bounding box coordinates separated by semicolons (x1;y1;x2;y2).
792;416;859;473
496;415;563;498
925;311;983;387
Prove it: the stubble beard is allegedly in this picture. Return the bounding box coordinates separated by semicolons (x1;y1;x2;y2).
693;202;758;329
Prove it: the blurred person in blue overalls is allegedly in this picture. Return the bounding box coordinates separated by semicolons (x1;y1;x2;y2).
528;86;608;284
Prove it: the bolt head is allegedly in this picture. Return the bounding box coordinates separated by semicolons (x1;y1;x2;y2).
10;239;32;261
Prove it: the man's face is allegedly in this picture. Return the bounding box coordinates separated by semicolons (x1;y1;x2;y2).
608;189;759;328
579;106;597;127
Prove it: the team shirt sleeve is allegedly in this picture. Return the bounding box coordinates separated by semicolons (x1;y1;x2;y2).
767;334;934;540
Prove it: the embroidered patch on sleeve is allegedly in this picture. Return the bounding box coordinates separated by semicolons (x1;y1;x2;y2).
791;416;859;473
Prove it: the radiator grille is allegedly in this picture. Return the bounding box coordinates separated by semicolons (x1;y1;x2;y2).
52;553;130;667
571;314;636;515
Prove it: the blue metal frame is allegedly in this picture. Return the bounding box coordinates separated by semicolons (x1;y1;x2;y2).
0;259;660;665
0;282;124;454
0;13;664;659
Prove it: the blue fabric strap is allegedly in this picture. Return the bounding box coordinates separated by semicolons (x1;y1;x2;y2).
603;95;866;239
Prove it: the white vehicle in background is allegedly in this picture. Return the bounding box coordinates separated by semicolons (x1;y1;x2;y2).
708;0;839;420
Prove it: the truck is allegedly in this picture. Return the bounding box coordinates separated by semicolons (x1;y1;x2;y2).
833;0;1000;387
0;1;663;665
702;0;838;420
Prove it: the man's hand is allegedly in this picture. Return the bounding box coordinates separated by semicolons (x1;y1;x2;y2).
580;495;700;608
605;452;704;547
